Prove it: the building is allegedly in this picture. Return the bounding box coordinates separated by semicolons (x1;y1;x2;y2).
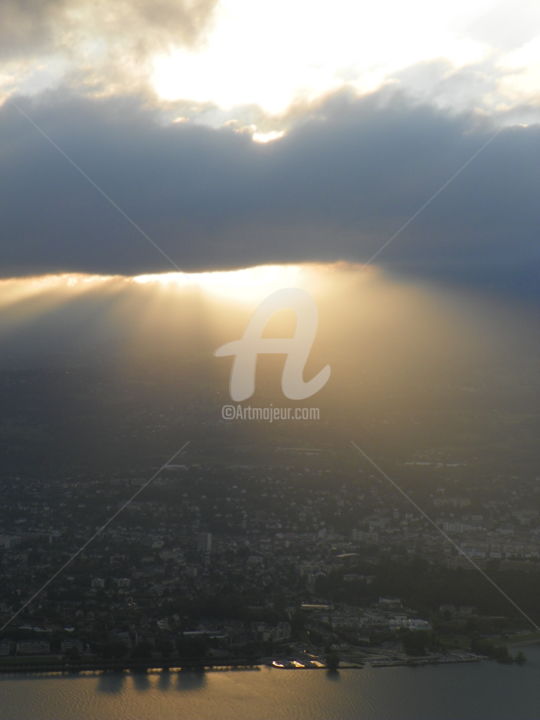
196;532;212;555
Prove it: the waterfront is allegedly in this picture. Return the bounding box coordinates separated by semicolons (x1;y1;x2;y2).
1;646;539;720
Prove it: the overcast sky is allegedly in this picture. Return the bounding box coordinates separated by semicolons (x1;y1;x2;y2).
0;0;539;297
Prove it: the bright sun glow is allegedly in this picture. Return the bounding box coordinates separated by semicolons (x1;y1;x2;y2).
152;0;489;115
133;265;307;303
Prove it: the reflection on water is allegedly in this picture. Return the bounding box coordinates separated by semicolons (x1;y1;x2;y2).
132;671;151;693
157;670;171;692
97;672;126;695
94;668;208;696
176;670;207;692
1;649;539;720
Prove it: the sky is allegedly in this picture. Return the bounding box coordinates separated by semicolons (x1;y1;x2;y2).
0;0;539;297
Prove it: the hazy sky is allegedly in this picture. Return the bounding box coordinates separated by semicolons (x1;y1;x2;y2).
0;0;538;296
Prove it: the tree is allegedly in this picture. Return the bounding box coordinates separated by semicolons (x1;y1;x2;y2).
176;635;208;664
102;640;128;660
402;630;430;656
325;650;340;670
515;651;527;665
63;646;81;663
131;640;154;660
492;645;512;664
156;638;173;659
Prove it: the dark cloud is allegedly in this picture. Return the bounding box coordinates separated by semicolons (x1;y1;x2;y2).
0;0;217;60
0;87;539;297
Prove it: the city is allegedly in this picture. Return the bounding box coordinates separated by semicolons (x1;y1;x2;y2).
1;442;537;672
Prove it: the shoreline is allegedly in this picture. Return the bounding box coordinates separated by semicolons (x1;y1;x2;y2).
0;653;486;676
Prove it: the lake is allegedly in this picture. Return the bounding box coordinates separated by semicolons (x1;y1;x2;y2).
1;647;539;720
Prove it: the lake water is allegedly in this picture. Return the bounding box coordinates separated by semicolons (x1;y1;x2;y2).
1;648;539;720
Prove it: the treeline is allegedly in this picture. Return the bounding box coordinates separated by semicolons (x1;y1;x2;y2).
316;558;540;625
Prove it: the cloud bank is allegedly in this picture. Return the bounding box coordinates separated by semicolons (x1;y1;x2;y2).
0;0;217;59
0;87;538;297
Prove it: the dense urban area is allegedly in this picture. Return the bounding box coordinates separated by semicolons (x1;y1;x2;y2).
1;438;538;671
